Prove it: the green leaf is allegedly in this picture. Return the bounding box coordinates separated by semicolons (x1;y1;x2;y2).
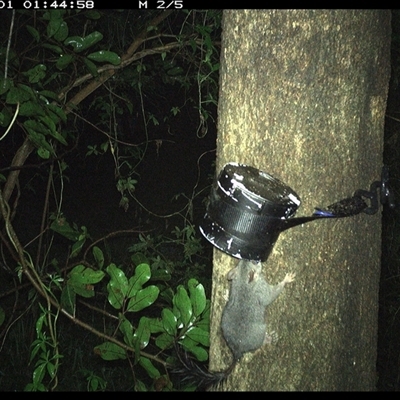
159;286;174;304
211;62;220;72
83;57;99;77
46;362;56;379
127;286;159;312
70;238;86;258
26;25;40;42
54;20;68;42
127;263;151;298
36;115;68;146
155;332;174;350
67;265;104;298
18;84;36;97
38;115;56;133
47;104;67;123
69;264;105;285
196;301;210;332
173;286;192;326
42;43;63;54
6;86;31;104
86;10;101;19
186;326;210;346
180;337;208;361
119;314;134;347
56;54;74;70
25;381;47;392
151;268;172;281
39;90;59;101
63;36;84;51
0;78;11;95
147;317;164;333
187;345;208;362
50;216;80;240
130;253;149;267
19;101;45;117
24;119;49;135
64;31;103;53
134;316;151;350
139;357;160;379
167;66;184;76
188;279;206;317
60;284;76;315
35;313;46;336
0;107;12;127
47;17;62;38
161;308;177;336
94;342;126;361
30;340;44;363
32;363;46;387
171;106;180;116
106;264;128;309
43;9;64;20
93;246;104;269
26;131;53;156
37;147;50;159
67;281;93;298
24;64;46;83
189;38;197;52
134;380;147;392
39;116;68;145
87;50;121;65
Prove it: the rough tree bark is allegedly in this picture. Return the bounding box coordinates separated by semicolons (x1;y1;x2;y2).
209;10;391;391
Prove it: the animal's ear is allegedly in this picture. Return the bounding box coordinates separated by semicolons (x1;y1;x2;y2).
227;266;237;281
248;268;256;283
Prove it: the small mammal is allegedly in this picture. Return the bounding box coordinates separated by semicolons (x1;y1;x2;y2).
177;259;295;389
221;259;295;362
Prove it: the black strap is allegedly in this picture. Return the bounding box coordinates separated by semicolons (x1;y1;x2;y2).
281;166;395;231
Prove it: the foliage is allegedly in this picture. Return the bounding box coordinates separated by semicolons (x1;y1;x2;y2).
0;9;220;391
76;247;210;391
5;229;210;391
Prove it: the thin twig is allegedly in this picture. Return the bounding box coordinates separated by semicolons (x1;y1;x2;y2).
0;188;170;369
4;10;14;80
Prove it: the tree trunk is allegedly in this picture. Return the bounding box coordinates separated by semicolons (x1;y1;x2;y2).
209;10;391;391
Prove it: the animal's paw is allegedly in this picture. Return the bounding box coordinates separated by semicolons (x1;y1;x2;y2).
283;272;296;284
223;288;229;302
264;330;279;345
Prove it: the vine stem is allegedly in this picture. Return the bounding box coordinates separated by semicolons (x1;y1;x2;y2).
0;188;170;369
2;11;174;205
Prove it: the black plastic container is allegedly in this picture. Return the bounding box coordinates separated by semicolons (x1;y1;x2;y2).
199;163;301;262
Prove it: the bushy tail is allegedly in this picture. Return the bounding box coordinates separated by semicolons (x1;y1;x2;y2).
172;346;234;391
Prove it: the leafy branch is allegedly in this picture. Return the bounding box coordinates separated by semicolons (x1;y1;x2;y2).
0;9;219;390
3;10;174;204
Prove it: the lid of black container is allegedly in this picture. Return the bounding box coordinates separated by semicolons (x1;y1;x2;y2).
199;162;301;261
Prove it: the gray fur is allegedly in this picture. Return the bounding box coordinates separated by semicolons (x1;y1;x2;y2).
175;259;295;389
221;260;295;361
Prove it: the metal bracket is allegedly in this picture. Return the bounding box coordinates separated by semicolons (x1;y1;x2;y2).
355;166;395;215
